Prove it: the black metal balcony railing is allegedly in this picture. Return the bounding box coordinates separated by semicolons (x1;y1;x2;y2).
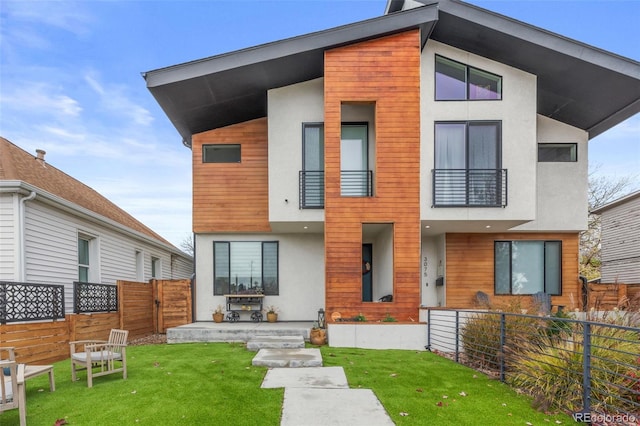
299;170;374;208
299;171;325;208
432;169;507;207
0;281;65;324
340;170;373;197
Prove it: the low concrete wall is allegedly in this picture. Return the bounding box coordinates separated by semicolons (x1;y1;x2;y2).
328;323;428;351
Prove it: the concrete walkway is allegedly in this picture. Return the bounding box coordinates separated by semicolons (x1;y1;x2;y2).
253;346;395;425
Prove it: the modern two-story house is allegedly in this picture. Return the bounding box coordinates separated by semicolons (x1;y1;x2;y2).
144;0;640;322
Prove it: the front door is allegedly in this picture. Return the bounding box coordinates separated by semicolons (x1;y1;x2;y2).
362;243;373;302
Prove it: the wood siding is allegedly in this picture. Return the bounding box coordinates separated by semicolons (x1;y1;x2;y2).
192;118;271;233
599;195;640;283
445;233;580;309
324;31;421;321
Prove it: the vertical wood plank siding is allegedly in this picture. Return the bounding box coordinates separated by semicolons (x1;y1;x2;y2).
445;233;580;309
324;31;421;321
192;118;270;233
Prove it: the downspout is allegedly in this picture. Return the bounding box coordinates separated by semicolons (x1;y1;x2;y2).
18;191;36;281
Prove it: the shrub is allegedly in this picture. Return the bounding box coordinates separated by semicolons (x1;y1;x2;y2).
506;321;640;414
461;300;544;371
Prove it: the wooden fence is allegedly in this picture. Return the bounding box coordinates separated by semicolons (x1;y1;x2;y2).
0;279;191;364
588;282;640;310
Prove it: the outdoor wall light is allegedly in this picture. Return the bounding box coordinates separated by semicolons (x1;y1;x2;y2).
317;308;326;329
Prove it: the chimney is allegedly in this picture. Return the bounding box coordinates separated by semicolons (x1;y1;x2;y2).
35;149;46;166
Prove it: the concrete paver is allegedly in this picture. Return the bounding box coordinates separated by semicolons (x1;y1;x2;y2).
280;388;395;426
252;348;323;368
261;366;348;389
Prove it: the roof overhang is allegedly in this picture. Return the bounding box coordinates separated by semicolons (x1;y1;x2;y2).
144;0;640;145
143;5;438;146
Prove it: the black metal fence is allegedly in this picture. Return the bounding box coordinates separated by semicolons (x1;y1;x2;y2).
73;282;118;313
425;309;639;423
0;281;65;324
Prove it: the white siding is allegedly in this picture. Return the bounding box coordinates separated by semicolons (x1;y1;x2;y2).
600;195;640;283
22;200;192;313
0;193;18;280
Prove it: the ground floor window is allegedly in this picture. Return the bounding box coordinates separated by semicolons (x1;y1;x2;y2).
494;241;561;295
213;241;278;295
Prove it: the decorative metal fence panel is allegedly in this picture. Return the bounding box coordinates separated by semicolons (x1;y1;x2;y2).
425;309;639;423
0;281;65;324
73;281;118;313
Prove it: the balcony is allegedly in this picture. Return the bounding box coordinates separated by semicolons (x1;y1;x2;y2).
299;170;374;208
432;169;507;207
299;171;325;208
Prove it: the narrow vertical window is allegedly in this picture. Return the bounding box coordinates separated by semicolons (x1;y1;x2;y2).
78;237;90;282
151;257;160;278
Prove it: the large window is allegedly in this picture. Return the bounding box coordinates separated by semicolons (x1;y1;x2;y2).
203;144;241;163
434;121;504;206
495;241;562;295
213;241;279;295
435;55;502;101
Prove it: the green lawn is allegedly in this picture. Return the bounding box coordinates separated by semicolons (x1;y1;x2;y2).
3;343;574;425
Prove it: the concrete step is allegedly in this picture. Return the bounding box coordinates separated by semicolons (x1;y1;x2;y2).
247;335;305;351
252;348;323;368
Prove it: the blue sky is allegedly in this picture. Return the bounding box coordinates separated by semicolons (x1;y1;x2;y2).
1;0;638;249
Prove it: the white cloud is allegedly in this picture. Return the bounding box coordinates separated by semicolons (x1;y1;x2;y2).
3;1;93;36
0;82;82;117
84;71;154;126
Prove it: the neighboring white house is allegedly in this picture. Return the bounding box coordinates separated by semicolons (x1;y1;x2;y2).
592;190;640;283
144;0;639;322
0;137;193;313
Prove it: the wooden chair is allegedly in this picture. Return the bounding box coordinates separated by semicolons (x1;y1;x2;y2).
0;360;26;426
70;329;129;388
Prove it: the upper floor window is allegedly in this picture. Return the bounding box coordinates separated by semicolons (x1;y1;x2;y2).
538;143;577;162
341;123;372;197
433;121;506;207
435;55;502;101
203;144;241;163
495;241;562;295
213;241;279;295
301;123;325;208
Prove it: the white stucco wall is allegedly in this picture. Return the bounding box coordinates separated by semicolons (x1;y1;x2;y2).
421;234;446;307
195;232;325;322
512;115;588;231
268;78;325;222
420;40;538;224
